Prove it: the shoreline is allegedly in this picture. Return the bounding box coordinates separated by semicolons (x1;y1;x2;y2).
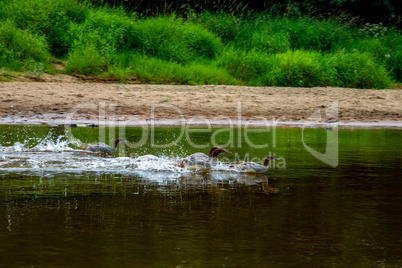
1;114;401;129
1;82;401;129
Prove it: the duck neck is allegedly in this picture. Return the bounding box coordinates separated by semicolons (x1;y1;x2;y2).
113;139;120;149
208;147;218;157
210;150;222;158
263;158;270;167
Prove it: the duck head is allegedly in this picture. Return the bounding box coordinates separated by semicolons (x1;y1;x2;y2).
208;146;220;156
263;156;279;166
113;138;128;148
210;147;231;158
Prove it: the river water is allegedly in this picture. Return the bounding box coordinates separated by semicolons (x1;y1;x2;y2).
0;125;401;267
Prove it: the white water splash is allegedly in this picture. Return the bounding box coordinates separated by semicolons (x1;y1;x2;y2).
1;131;261;176
132;155;187;172
33;133;77;152
0;142;28;152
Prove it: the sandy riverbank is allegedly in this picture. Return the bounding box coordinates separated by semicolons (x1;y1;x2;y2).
1;80;401;127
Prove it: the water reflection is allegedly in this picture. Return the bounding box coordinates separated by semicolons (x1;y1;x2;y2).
1;126;402;267
0;169;279;201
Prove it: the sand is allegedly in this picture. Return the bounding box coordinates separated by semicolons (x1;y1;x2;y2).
1;77;401;127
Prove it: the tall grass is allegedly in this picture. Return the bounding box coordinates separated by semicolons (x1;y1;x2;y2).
329;50;391;89
65;6;134;74
270;50;329;87
124;16;223;63
195;13;353;52
0;0;400;88
119;54;239;85
0;20;50;71
0;0;90;57
218;49;391;89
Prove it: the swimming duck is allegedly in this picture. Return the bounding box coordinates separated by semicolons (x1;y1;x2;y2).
177;146;231;169
78;138;127;155
232;156;278;174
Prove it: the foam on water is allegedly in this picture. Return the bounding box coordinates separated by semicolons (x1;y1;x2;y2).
0;132;259;179
33;132;79;152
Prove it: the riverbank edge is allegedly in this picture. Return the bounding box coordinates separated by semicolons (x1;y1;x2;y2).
1;115;401;129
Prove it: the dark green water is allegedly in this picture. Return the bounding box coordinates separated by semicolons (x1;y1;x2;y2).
0;125;401;267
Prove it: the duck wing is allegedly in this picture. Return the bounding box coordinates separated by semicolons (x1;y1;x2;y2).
87;143;113;153
92;142;109;147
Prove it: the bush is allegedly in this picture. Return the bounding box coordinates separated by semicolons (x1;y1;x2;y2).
381;30;402;81
218;48;392;89
0;0;90;57
0;20;50;71
66;42;110;75
117;53;238;85
342;28;402;82
0;0;399;87
269;50;327;87
125;16;223;63
66;6;136;75
385;49;402;81
218;48;273;84
282;17;353;51
249;31;290;54
68;6;135;53
191;11;245;44
329;51;391;89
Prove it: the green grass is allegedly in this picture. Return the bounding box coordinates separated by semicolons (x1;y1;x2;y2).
0;0;400;89
0;20;50;71
269;50;328;88
0;0;90;58
124;15;223;63
108;53;239;85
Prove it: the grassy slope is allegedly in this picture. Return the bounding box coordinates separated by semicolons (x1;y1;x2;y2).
0;0;401;89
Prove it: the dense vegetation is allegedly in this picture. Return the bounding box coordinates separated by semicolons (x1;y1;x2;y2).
0;0;401;88
85;0;402;27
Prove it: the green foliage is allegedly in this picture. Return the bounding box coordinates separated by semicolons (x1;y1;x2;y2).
229;15;292;54
0;20;50;71
0;0;400;88
218;48;273;84
329;51;391;89
66;42;110;75
68;6;135;52
86;0;402;29
380;30;402;81
342;27;402;81
0;0;90;57
385;50;402;82
113;53;238;85
269;50;327;87
65;6;135;74
190;11;244;44
218;48;391;89
249;31;290;54
281;17;353;51
359;23;389;38
196;13;352;52
125;16;223;63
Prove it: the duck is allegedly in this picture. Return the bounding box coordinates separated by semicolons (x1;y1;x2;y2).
176;146;231;170
78;138;127;155
232;155;279;174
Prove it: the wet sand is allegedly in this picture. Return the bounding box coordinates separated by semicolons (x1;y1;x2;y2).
1;81;401;127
